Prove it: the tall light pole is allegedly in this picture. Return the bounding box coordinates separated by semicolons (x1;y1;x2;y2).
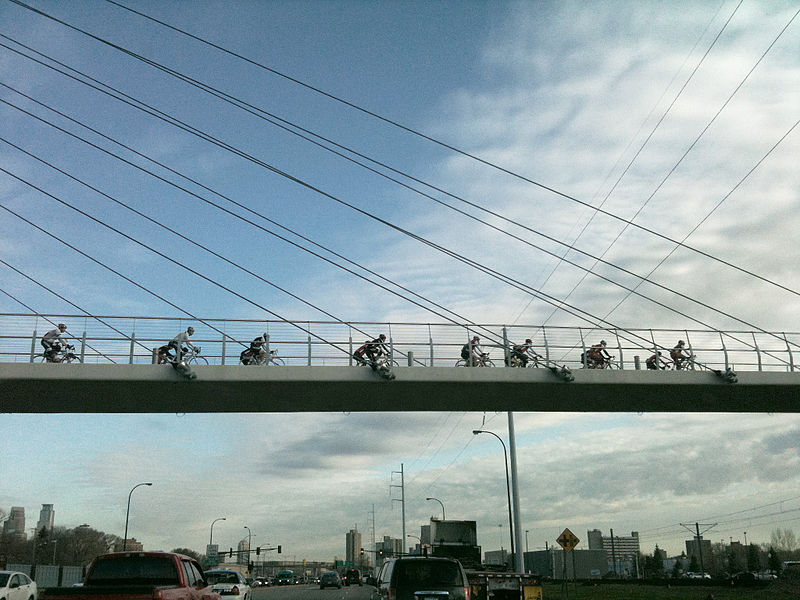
210;517;226;545
244;526;252;565
473;430;514;565
123;482;152;550
426;497;446;520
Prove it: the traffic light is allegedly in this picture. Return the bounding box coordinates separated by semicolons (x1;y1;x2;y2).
360;548;364;556
229;548;233;558
256;547;260;556
277;545;282;554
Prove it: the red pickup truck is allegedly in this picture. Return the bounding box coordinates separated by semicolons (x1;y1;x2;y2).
40;552;220;600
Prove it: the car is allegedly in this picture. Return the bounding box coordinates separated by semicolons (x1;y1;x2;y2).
373;557;470;600
319;571;341;589
342;568;362;586
730;571;759;586
204;570;251;600
0;571;38;600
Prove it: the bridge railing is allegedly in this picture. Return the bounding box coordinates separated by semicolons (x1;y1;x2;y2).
0;313;797;371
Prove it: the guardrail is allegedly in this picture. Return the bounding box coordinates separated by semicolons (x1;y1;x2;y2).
0;313;797;371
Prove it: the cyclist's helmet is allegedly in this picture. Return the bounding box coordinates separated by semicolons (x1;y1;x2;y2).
263;332;268;340
187;327;195;334
472;336;480;342
57;323;67;330
525;338;532;344
379;334;386;341
600;340;607;346
677;340;685;346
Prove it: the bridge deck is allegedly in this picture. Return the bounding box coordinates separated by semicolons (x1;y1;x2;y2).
1;364;798;412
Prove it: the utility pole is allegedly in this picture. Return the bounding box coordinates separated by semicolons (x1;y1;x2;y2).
680;522;717;577
391;464;406;555
507;412;524;573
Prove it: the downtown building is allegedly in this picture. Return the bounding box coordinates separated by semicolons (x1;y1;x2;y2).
346;528;368;568
587;529;641;576
37;504;55;535
2;507;26;539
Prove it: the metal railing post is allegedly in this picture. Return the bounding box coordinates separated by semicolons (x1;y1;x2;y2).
221;335;226;365
784;333;794;372
429;331;434;367
349;334;353;366
579;329;586;367
719;332;729;370
307;335;312;366
543;327;550;365
264;334;270;360
129;333;136;364
685;331;694;370
502;326;510;367
752;333;761;372
389;337;394;364
30;329;37;362
407;351;414;367
152;348;158;364
80;331;86;363
614;330;623;369
634;356;641;370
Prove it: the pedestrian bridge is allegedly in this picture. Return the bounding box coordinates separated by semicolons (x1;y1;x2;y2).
1;314;798;412
1;363;798;412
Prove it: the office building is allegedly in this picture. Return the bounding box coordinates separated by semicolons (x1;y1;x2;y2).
37;504;55;534
237;538;250;565
2;507;25;539
346;528;362;566
587;529;640;574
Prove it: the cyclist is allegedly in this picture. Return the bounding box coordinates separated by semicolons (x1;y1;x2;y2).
354;334;389;366
461;335;487;366
646;351;669;370
165;326;196;363
585;340;611;368
241;332;268;365
670;340;691;370
508;338;541;367
41;323;69;361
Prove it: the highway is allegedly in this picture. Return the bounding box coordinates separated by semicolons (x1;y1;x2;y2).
253;583;372;600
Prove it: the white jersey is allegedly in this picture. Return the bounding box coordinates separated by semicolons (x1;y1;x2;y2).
43;328;67;343
172;331;195;349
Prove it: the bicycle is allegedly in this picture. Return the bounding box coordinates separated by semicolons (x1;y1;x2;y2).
581;353;616;369
669;354;696;370
158;345;208;366
241;348;285;366
37;344;81;363
455;353;495;367
506;352;542;368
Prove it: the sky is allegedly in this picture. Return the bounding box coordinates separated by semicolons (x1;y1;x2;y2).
1;0;800;563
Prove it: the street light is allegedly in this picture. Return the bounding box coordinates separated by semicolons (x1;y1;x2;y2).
210;517;226;545
426;497;446;520
123;482;152;550
407;534;421;555
473;430;514;564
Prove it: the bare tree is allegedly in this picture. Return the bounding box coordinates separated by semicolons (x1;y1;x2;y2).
771;528;798;553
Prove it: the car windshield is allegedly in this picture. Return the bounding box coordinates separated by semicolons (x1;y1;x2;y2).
206;573;240;585
396;562;462;587
0;574;9;586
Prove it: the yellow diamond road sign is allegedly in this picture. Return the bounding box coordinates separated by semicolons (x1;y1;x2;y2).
557;528;580;552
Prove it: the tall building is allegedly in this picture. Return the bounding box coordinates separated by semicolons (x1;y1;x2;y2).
37;504;55;534
237;537;250;566
346;528;362;565
2;507;26;539
587;529;640;574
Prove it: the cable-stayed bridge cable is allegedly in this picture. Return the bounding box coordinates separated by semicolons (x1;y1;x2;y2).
3;1;798;298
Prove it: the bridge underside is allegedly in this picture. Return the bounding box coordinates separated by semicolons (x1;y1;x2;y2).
1;364;798;412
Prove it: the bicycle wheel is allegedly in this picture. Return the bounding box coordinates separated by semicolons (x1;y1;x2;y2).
36;354;49;363
482;358;496;367
187;355;209;365
62;354;82;364
268;357;285;366
455;359;467;367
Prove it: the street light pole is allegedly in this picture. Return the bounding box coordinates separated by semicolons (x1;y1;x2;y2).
425;497;446;520
210;517;226;545
507;412;524;573
473;430;514;566
123;482;152;551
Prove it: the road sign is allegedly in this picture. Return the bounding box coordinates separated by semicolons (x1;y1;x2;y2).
557;528;580;552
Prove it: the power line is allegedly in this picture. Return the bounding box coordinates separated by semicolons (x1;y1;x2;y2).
6;0;799;298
